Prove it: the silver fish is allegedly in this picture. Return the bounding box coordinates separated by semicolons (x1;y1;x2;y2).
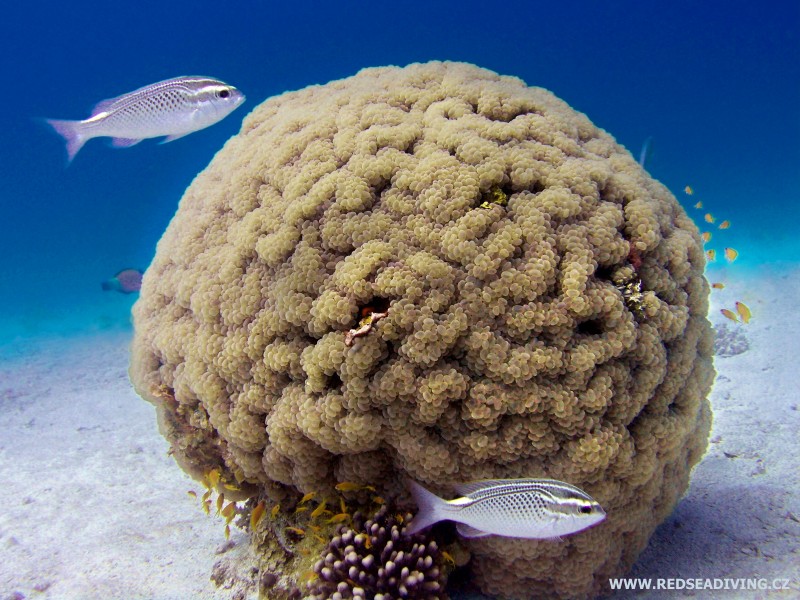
406;478;606;539
46;76;245;161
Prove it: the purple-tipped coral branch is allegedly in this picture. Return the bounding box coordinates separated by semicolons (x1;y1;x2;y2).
307;506;446;600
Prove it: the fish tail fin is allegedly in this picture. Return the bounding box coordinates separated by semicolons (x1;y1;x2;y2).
405;479;446;535
45;118;89;162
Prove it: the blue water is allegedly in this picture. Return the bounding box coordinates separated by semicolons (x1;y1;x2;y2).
0;0;798;341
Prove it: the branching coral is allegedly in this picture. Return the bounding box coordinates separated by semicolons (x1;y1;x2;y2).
307;506;447;599
130;61;714;598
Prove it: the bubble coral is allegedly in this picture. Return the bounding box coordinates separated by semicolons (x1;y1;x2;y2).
307;506;446;600
130;61;714;598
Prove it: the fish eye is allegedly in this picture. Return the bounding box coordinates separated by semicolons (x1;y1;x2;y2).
580;505;593;514
218;89;231;99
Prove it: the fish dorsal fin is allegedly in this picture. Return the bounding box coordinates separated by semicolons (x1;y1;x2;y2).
456;523;491;538
452;478;587;500
115;268;143;277
91;96;121;116
452;479;517;497
90;77;184;117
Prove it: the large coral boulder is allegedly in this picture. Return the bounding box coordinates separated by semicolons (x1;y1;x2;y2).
130;61;714;598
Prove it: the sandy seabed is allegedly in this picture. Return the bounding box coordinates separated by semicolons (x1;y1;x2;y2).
1;268;798;600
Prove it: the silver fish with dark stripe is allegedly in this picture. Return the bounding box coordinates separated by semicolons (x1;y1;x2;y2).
406;478;606;539
46;76;245;161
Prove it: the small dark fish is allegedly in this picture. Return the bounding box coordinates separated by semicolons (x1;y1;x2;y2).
46;76;245;161
101;268;143;294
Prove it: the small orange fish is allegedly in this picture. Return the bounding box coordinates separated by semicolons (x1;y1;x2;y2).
250;501;266;530
724;247;738;262
187;490;197;499
326;513;350;524
207;468;221;490
372;496;385;505
720;308;739;323
224;524;231;540
299;492;316;505
694;201;703;209
300;571;319;583
718;220;730;229
271;504;281;519
684;186;694;195
310;500;328;520
202;490;212;503
294;505;309;514
202;499;212;515
223;483;241;491
701;231;711;243
706;249;716;261
286;526;305;536
711;282;725;290
442;551;456;566
704;213;715;223
222;503;237;524
334;482;377;493
735;302;751;324
339;497;347;514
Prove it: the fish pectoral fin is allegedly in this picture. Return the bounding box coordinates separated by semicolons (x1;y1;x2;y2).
160;132;192;144
456;523;491;538
111;137;142;148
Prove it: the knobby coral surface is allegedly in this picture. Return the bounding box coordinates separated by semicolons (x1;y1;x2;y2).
130;61;714;598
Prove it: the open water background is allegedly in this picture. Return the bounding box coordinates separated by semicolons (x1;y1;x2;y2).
0;0;797;337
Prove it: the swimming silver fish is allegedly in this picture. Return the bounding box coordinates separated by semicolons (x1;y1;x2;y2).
406;478;606;539
46;76;245;161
